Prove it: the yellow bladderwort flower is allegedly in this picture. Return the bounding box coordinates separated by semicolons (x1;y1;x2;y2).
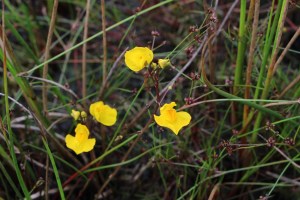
71;109;80;121
89;101;117;126
125;47;154;72
158;59;170;69
154;102;191;135
65;123;96;155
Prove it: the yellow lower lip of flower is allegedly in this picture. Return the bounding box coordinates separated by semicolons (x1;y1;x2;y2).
65;123;96;155
154;102;191;135
125;47;154;72
89;101;117;126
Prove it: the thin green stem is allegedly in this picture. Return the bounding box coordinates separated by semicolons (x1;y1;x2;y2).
267;162;291;196
232;0;247;126
253;0;282;100
42;138;65;200
233;0;246;95
0;160;23;198
252;0;288;142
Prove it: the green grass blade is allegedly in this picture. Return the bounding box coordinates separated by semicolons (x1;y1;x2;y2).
0;153;23;198
233;0;247;95
42;137;66;200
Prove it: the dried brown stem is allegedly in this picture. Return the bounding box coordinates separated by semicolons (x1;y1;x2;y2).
101;0;107;86
82;0;91;106
42;0;59;117
208;184;220;200
203;0;218;125
243;0;260;124
246;0;255;25
278;73;300;98
41;1;59;199
273;26;300;75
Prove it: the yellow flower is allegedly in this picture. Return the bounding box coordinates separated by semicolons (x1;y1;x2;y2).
125;47;154;72
89;101;117;126
158;59;170;69
65;123;96;155
154;102;191;135
71;109;80;120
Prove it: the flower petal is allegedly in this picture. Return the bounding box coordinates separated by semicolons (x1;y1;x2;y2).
65;134;82;155
97;105;117;126
75;123;89;141
173;111;191;134
125;53;144;72
125;47;153;72
89;101;103;117
160;102;176;113
176;112;192;126
89;101;117;126
81;138;96;153
154;114;175;132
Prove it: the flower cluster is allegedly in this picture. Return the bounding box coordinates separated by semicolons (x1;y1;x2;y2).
65;101;117;154
71;110;87;121
65;45;192;154
125;46;191;135
124;47;170;72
